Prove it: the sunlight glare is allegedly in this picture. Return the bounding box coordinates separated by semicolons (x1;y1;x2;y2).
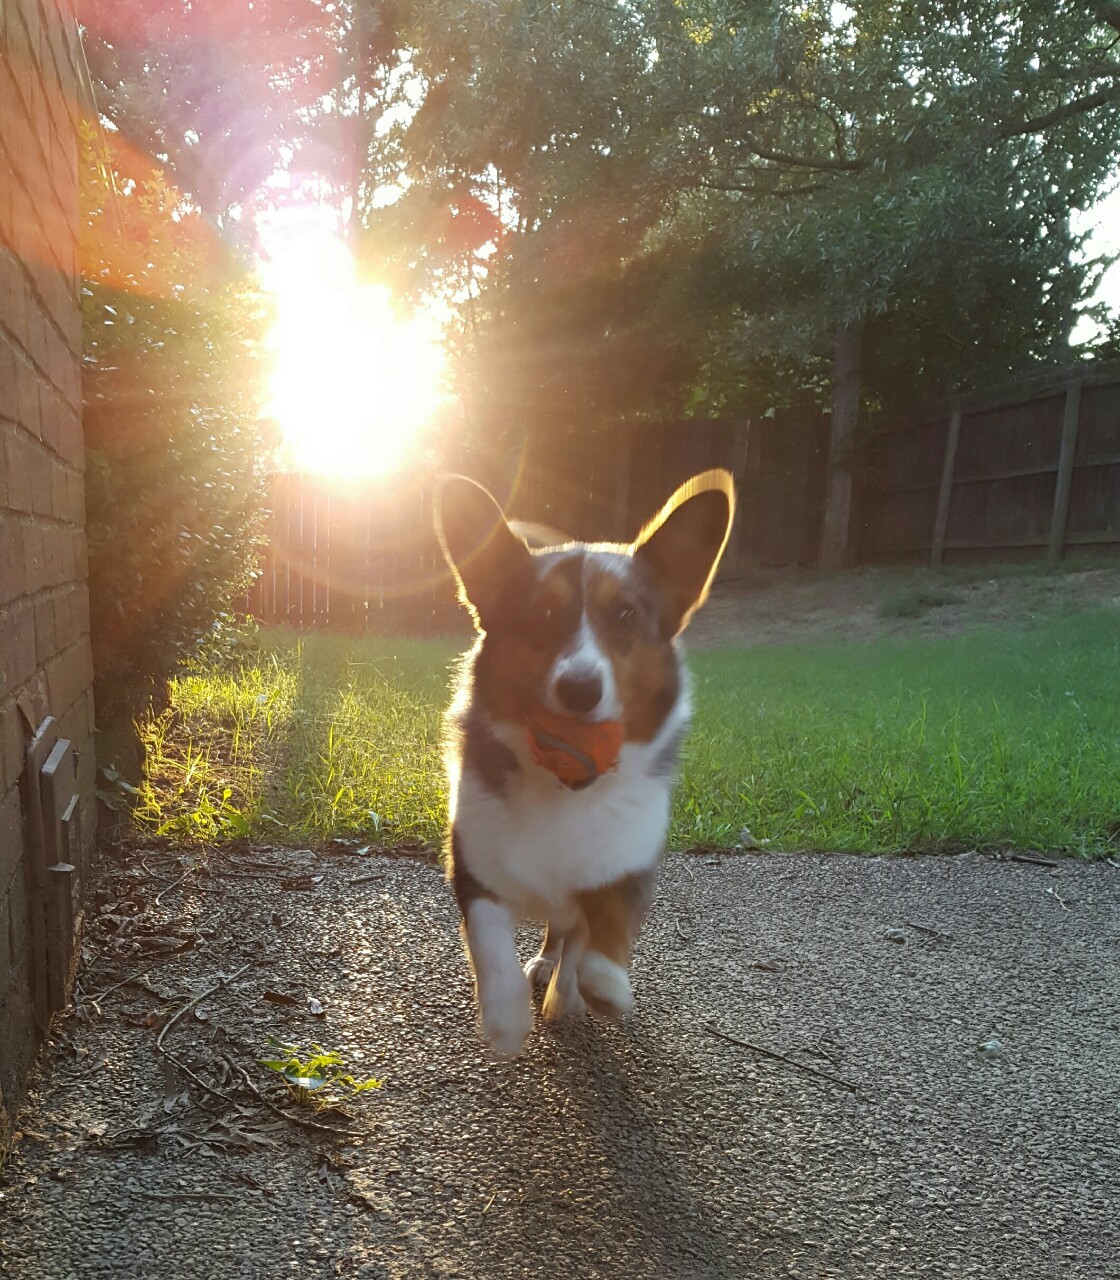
261;232;445;477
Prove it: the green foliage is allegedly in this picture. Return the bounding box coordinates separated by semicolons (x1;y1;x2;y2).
80;122;268;731
133;632;451;843
370;0;1120;427
259;1038;381;1105
79;0;400;243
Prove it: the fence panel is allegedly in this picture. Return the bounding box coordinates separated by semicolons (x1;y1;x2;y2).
858;362;1120;563
242;414;832;633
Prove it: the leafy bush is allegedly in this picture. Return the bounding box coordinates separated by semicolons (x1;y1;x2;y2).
79;123;268;750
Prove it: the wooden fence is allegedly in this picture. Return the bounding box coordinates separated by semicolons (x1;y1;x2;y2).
243;361;1119;635
243;407;830;633
857;362;1120;565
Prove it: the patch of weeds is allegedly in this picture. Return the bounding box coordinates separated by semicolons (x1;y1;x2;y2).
259;1038;381;1108
878;585;961;619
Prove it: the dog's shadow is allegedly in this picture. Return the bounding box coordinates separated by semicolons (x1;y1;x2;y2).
479;1010;751;1274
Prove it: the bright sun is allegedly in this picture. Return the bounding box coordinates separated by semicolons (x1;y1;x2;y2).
260;232;445;477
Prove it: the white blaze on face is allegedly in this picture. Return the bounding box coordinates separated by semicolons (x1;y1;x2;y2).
545;615;621;721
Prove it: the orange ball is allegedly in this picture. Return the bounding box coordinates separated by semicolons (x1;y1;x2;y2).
526;710;624;788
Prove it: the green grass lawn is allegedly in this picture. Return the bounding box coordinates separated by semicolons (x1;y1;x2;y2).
132;609;1120;856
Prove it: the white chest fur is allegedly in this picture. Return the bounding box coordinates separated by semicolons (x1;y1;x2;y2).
449;691;690;924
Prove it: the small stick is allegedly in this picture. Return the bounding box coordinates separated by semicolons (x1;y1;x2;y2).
156;964;251;1051
703;1024;860;1094
154;868;194;907
84;951;196;1007
903;919;954;941
675;918;691;942
1009;853;1059;868
349;874;381;886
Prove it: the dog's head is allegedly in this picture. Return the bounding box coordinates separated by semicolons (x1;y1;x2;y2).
436;470;734;743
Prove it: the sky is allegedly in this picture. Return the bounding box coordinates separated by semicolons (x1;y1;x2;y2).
1073;184;1120;343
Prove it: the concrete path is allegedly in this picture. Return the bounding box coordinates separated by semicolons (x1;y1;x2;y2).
1;848;1117;1279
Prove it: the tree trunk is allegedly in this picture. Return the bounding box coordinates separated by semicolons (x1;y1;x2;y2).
818;318;865;570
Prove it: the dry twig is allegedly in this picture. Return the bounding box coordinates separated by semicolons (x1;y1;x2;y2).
1009;853;1059;868
703;1024;860;1094
155;964;251;1052
902;919;954;941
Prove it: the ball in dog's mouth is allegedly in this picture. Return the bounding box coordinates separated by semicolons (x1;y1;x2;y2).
526;710;624;789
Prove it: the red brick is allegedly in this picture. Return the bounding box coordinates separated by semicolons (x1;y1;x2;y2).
37;379;63;455
45;638;90;714
33;589;58;664
0;513;25;604
66;468;84;523
52;340;80;419
34;522;68;589
0;782;20;869
0;702;26;800
16;349;41;436
72;526;86;576
18;0;41;70
31;446;55;518
1;8;31;119
49;453;70;520
0;600;36;698
3;85;34;174
20;522;42;591
0;251;29;365
0;335;17;428
0;870;13;989
71;581;89;631
3;859;29;984
3;426;36;512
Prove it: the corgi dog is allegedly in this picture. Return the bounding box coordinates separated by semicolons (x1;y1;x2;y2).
436;469;735;1057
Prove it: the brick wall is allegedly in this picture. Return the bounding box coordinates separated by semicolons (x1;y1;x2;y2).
0;0;94;1157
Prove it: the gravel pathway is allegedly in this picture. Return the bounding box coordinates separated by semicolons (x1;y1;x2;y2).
1;848;1118;1280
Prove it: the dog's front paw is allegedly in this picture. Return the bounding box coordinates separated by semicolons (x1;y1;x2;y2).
479;975;534;1058
578;952;634;1021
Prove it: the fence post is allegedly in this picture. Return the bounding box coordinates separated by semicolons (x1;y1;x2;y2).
930;402;962;568
1047;379;1083;569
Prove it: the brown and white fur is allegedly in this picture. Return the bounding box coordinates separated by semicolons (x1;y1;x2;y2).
436;470;735;1057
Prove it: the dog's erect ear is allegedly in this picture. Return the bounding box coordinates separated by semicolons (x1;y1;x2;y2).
633;469;735;637
435;475;532;627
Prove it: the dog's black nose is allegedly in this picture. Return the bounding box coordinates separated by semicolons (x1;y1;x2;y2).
555;672;603;715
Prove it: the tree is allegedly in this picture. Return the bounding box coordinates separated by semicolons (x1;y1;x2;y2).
367;0;1120;563
79;121;267;770
80;0;401;248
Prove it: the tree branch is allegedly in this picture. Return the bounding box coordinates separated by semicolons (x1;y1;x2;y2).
739;130;866;172
1000;85;1120;137
700;176;827;197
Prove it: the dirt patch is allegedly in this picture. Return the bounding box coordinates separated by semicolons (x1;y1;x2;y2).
687;564;1120;648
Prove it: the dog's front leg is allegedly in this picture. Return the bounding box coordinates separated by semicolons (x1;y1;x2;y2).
463;897;533;1058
